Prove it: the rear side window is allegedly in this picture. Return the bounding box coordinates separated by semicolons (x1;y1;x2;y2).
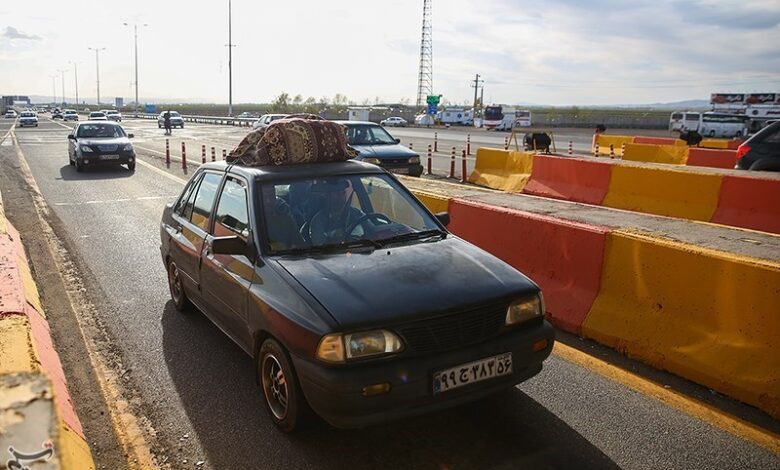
190;173;223;231
759;124;780;144
214;177;249;239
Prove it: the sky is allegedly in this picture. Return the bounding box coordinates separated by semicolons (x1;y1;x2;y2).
1;0;779;106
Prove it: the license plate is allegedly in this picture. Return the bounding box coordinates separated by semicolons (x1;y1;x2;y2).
389;168;408;174
101;155;120;160
433;352;512;394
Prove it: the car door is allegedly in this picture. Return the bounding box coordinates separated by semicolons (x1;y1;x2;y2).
168;171;223;305
200;175;254;349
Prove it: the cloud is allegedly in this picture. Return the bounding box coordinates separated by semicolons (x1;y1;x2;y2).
3;26;41;40
673;1;780;29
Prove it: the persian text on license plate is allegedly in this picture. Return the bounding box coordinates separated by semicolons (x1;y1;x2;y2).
433;352;512;394
101;155;120;160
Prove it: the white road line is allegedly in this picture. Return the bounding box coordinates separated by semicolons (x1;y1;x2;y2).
135;158;188;184
53;195;178;207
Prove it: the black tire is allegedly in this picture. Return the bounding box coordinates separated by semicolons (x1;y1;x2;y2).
127;162;136;172
75;158;83;172
68;153;74;166
258;338;309;433
158;123;162;128
709;130;716;137
736;131;742;137
167;260;192;312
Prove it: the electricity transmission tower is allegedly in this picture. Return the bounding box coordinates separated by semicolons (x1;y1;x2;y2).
416;0;433;109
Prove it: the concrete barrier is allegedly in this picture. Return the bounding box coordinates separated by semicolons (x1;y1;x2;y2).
468;148;534;192
0;200;95;468
622;143;689;165
411;190;451;214
633;136;686;146
686;148;737;170
711;175;780;235
582;230;780;417
523;155;612;205
602;165;723;221
594;135;634;157
447;199;608;334
701;139;742;150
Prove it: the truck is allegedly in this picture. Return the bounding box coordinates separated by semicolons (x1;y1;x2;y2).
437;107;473;126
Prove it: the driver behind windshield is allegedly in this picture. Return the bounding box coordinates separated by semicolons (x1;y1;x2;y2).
308;178;364;245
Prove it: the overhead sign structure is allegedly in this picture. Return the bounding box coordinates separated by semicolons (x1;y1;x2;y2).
145;104;157;114
426;95;441;105
115;97;124;108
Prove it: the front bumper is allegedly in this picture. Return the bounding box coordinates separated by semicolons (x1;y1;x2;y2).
19;121;38;127
78;152;135;166
293;320;554;429
379;162;424;177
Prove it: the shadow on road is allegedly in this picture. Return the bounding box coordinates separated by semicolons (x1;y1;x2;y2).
58;164;135;181
162;302;619;469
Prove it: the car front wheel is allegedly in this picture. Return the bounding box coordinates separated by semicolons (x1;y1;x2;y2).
259;338;309;433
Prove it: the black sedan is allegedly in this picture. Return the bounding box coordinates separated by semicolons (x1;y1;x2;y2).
160;160;554;432
67;121;136;172
736;120;780;171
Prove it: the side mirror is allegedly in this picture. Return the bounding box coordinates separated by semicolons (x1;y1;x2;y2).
395;138;401;144
435;212;450;227
211;235;247;255
67;134;75;140
127;133;134;139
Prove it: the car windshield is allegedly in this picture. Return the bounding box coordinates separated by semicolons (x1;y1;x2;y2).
76;124;126;138
107;111;119;115
169;111;180;117
259;174;442;254
345;124;397;145
21;112;35;117
90;113;105;117
65;111;76;114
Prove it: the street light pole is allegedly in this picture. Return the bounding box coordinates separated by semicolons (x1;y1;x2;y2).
88;47;106;105
49;75;57;106
227;0;235;116
69;62;79;107
57;69;67;107
124;22;147;117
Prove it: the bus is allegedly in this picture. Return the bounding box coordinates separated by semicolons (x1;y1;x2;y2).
699;112;749;138
483;106;532;130
483;105;504;129
669;111;700;132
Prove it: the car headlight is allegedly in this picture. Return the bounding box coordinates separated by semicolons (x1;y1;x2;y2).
122;144;133;151
363;157;381;165
316;330;403;363
80;145;93;153
505;294;544;326
409;156;420;164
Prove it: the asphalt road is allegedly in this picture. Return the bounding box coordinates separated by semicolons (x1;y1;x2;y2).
3;117;778;470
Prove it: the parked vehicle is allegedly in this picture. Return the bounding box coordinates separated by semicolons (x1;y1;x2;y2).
437;108;473;126
735;120;780;171
18;111;38;127
339;121;423;177
160;157;554;432
158;111;184;128
672;111;747;138
63;110;79;121
252;114;288;130
379;116;408;127
67;122;136;172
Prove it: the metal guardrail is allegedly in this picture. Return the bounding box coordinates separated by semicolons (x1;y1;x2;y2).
134;113;256;127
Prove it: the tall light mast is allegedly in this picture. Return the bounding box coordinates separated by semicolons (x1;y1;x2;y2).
415;0;433;109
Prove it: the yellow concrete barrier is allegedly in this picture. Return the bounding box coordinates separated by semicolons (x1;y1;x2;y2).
468;148;534;192
411;190;451;214
602;165;722;221
700;139;731;149
595;135;634;157
622;143;689;165
0;315;38;373
582;230;780;418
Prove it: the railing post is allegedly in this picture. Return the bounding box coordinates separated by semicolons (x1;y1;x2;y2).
461;149;467;183
211;147;216;162
449;147;455;179
181;142;187;170
427;144;432;175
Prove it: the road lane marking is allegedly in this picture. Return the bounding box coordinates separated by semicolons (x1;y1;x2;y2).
52;196;177;207
135;158;188;185
10;129;161;469
553;342;780;455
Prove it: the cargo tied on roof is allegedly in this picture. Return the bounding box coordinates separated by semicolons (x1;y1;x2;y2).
227;117;358;167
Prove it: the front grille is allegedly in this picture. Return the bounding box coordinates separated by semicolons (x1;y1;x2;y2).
97;144;118;152
381;158;408;165
397;303;507;355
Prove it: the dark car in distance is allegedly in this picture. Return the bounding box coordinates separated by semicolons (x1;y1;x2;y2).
736;120;780;171
67;121;136;172
160;159;554;432
339;121;424;177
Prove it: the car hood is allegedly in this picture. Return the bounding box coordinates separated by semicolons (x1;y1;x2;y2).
275;237;537;330
77;137;131;146
352;144;417;159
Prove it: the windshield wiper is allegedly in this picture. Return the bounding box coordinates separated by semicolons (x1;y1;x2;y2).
274;238;381;256
377;229;446;247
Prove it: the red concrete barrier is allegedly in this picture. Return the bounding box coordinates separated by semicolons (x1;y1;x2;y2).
523;156;612;205
633;136;683;146
711;175;780;235
686;148;737;170
448;199;608;333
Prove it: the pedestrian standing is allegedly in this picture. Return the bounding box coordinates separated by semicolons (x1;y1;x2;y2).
164;110;172;135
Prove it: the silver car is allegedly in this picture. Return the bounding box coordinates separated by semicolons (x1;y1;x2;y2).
105;110;123;122
252;113;287;130
88;111;108;121
158;111;184;129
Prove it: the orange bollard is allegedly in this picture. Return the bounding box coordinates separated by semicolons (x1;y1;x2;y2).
609;144;615;159
461;149;467;183
467;133;471;155
568;140;573;155
434;132;438;152
222;149;227;161
409;142;414;151
201;144;206;164
427;144;432;175
211;147;216;162
165;139;170;166
449;147;455;178
504;136;509;150
621;143;626;159
181;142;187;170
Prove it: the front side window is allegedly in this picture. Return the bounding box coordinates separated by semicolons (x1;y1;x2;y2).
175;173;204;217
190;173;223;231
214;177;249;239
259;174;441;254
345;125;396;145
